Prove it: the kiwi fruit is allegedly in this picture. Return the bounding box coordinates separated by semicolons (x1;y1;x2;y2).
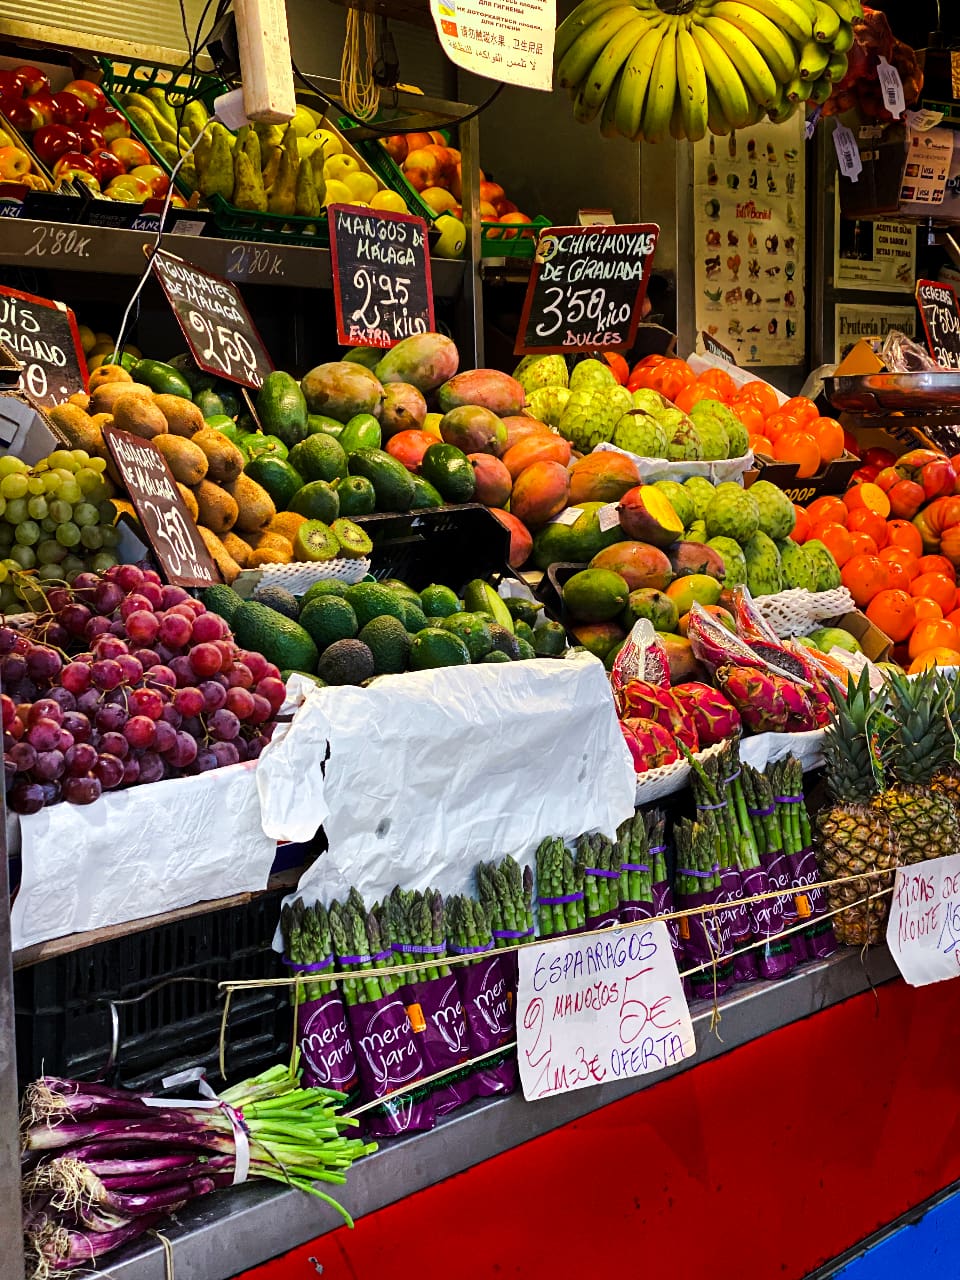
111;394;168;440
197;525;241;584
293;519;340;562
249;547;289;567
191;427;244;483
267;511;308;542
88;365;133;392
154;435;208;486
89;380;153;415
48;404;104;455
244;532;294;559
226;471;276;533
177;483;200;522
222;531;253;568
331;518;372;559
67;391;91;411
155;394;205;438
194;479;238;534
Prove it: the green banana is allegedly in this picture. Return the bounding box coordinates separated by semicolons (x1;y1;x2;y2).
826;50;849;81
812;0;841;42
556;5;639;90
614;22;667;140
580;14;654;114
785;74;813;102
676;20;708;143
710;2;798;85
832;21;854;53
690;20;752;131
640;24;677;143
702;15;779;107
799;37;830;79
809;72;834;103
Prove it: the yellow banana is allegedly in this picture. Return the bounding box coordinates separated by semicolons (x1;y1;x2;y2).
580;14;655;113
706;85;731;135
785;73;812;102
556;6;642;89
812;0;841;42
819;0;860;22
832;21;854;52
614;21;667;140
555;0;638;65
572;83;601;124
676;20;708;143
799;37;830;79
639;23;677;143
701;15;779;107
709;2;799;84
601;66;626;136
767;88;798;123
736;0;813;45
690;19;752;131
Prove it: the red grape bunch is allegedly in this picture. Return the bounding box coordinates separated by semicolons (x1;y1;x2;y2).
2;565;284;814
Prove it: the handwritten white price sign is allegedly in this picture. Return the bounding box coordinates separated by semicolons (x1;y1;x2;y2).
517;921;695;1101
886;852;960;986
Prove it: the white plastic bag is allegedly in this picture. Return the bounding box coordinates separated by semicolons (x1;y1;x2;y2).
593;441;755;485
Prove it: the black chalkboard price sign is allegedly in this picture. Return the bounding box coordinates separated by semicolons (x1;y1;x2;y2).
0;286;87;407
102;424;219;587
701;331;738;365
328;204;435;348
151;249;273;389
916;279;960;371
515;223;660;356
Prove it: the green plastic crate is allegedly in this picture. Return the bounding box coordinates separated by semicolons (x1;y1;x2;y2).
98;57;331;247
481;215;551;259
334;113;438;227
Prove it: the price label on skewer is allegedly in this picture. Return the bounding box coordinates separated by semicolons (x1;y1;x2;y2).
151;249;273;389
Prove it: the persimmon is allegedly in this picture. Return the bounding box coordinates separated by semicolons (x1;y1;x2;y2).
674;382;720;414
843;482;891;519
733;381;780;417
886;519;924;557
780;395;820;425
846;508;889;548
812;522;854;566
806;495;848;526
764;411;803;442
697;367;737;402
808;417;845;464
841;553;890;606
916;554;956;582
914;597;944;623
878;546;920;589
908;618;960;659
865;589;917;642
791;505;811;543
773;430;820;478
908;647;960;673
749;434;774;456
845;530;880;558
602;352;630;385
732;401;766;433
909;571;957;614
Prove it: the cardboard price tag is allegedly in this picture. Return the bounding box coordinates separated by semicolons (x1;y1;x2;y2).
886;853;960;986
516;921;695;1101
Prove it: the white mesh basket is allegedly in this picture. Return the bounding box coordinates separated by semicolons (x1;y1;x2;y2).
634;740;725;806
235;557;371;597
753;587;856;639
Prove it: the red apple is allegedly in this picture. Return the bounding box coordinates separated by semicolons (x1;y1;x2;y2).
72;122;106;154
380;134;407;163
0;70;23;99
30;123;81;166
53;150;99;181
51;91;86;126
106;173;151;201
87;105;129;142
130;164;168;196
62;79;105;110
109;135;151;167
4;97;47;133
25;90;56;126
0;145;32;180
90;147;125;184
17;66;50;95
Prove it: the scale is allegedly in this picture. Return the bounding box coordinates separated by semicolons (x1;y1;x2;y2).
824;372;960;453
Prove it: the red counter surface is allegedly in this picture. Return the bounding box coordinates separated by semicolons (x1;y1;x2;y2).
236;975;960;1280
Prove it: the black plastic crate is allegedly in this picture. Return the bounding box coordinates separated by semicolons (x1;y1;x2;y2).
356;503;516;594
534;561;589;639
16;891;289;1092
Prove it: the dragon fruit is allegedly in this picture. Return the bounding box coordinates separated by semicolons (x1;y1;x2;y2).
714;664;818;734
687;602;768;674
672;682;743;746
622;716;680;772
620;680;700;752
620;720;645;772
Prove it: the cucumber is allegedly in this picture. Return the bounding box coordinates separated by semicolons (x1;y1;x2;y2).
132;358;193;399
256;371;308;448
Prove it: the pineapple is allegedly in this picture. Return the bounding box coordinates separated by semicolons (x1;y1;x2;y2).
931;670;960;818
879;670;960;864
816;671;898;946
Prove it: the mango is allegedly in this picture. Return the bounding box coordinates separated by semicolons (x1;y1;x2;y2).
665;573;722;615
617;486;684;549
440;405;506;456
667;541;727;580
501;432;571;480
374;333;459;393
589;541;672;591
621;588;679;633
658;633;708;684
380;382;427;438
571;622;626;659
569;451;640;505
502;415;552;452
301;361;384;422
437;369;525;417
509;460;571;528
470;454;512;507
490;508;533;568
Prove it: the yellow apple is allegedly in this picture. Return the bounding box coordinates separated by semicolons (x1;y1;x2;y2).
290;105;319;138
322;179;355;206
310;128;342;156
344;171;379;203
324;153;360;182
297;136;325;160
433;213;466;259
370;189;407;213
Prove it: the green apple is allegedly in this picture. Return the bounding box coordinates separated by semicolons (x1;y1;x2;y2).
433;213;466;259
291;105;319;138
809;626;861;655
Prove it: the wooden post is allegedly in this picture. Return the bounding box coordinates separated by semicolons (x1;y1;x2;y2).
234;0;297;123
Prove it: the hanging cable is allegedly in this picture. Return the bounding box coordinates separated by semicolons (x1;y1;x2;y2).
341;7;381;120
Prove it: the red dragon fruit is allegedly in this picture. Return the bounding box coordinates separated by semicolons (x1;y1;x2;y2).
687;603;768;674
620;679;700;752
672;682;742;746
714;664;818;734
622;716;680;772
620;720;645;772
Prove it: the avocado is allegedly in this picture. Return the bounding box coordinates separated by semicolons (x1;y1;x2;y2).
256;371;309;447
252;585;299;620
347;448;416;512
201;583;242;625
290;480;340;524
487;624;521;660
516;637;537;659
317;638;375;685
482;650;512;663
409;474;445;509
289;433;349;484
333;475;377;516
533;620;566;657
440;612;494;661
409;627;471;669
345;582;407;629
245;456;304;509
300;596;358;650
131;357;193;400
420;443;476;504
401;598;429;633
359;615;411;674
505;597;543;628
301;578;350;605
233;600;318;672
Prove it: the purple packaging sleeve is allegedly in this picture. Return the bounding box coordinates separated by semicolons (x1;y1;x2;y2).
743;861;795;981
766;848;807;964
681;888;735;998
297;993;359;1096
403;975;476;1117
620;899;655;925
456;953;517;1098
652;878;691;998
795;846;839;960
719;864;759;984
346;995;436;1138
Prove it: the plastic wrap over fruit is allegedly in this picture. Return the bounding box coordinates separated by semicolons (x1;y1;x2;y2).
672;681;742;747
610;618;670;704
880;331;939;374
620;679;700;752
715;664;818;734
729;586;816;686
686;602;769;675
621;716;680;771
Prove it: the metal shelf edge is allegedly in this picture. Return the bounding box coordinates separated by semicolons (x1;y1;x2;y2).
101;946;900;1280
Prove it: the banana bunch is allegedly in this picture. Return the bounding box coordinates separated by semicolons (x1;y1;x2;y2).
555;0;862;141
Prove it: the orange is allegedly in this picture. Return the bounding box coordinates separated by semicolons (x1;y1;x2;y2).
806;495;848;526
841;553;890;606
910;571;957;614
879;546;920;589
780;396;820;425
947;608;960;628
812;521;854;566
808;417;845;464
674;382;721;414
916;554;957;582
750;434;775;456
773;430;821;478
733;402;766;434
865;589;917;642
845;530;879;558
846;508;889;548
914;597;944;623
764;411;803;443
733;380;780;418
886;519;924;557
908;647;960;673
697;367;737;402
908;618;960;659
843;482;891;519
791;505;811;544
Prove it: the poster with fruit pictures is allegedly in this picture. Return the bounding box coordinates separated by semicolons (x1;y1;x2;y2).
693;114;805;368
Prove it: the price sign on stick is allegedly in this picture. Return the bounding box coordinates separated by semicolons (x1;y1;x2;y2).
515;223;659;356
516;921;695;1101
916;279;960;370
887;852;960;986
328;205;435;348
151;249;273;388
0;286;87;407
102;425;219;586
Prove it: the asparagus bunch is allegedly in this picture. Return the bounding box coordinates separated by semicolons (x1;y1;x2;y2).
446;895;493;957
477;857;535;943
645;808;669;886
617;812;653;906
329;890;394;1006
535;837;585;937
384;887;447;984
281;899;336;1004
674;818;721;900
576;833;621;921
